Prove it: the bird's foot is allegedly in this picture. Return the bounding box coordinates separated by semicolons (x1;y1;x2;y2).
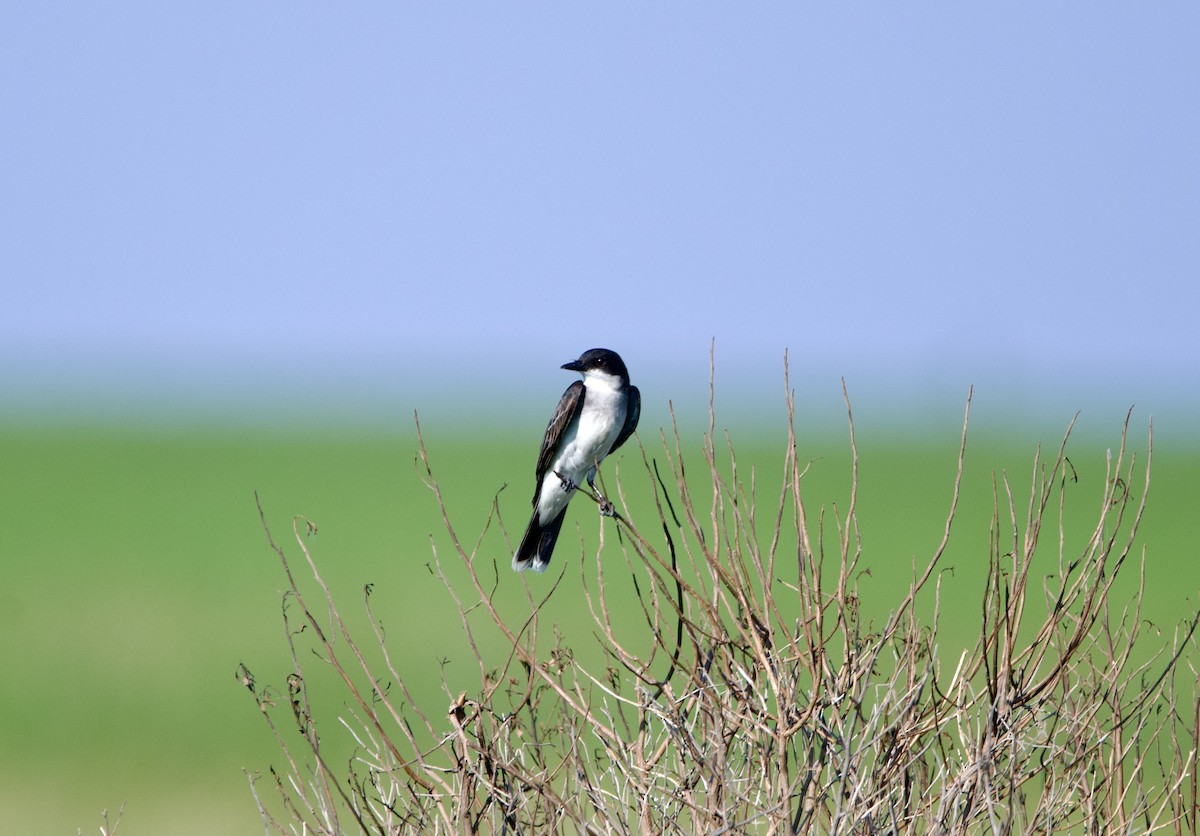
586;474;616;516
553;471;578;493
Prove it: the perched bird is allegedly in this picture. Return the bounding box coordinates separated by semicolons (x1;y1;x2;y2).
512;348;641;573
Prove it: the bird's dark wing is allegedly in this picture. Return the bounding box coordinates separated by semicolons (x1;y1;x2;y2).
532;380;586;504
610;385;640;454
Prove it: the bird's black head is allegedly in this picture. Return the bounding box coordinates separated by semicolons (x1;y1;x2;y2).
562;348;630;382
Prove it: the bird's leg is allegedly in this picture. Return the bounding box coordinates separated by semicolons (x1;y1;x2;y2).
587;471;616;517
553;470;578;493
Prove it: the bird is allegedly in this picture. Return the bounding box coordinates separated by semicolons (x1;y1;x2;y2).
512;348;641;573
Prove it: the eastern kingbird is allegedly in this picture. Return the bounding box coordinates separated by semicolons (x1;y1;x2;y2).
512;348;641;573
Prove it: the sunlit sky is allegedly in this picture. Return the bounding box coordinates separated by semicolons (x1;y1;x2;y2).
4;4;1197;433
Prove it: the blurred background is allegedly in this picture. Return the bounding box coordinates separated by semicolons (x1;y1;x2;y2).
3;4;1198;833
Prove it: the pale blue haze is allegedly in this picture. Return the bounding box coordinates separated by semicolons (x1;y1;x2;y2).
3;4;1197;433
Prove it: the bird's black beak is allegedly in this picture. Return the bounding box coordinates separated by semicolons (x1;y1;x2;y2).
561;359;584;372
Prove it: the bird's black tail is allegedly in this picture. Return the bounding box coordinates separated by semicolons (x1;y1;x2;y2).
512;510;567;573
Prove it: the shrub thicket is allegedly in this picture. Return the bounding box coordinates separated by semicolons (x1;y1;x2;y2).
238;368;1198;834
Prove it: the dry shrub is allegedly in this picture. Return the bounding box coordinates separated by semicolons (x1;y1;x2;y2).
238;362;1199;834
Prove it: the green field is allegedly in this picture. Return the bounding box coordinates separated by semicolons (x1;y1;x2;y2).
2;414;1197;834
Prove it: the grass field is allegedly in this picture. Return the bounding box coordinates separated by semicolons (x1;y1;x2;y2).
2;410;1197;834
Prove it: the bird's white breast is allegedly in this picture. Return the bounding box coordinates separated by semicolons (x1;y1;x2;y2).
536;370;627;521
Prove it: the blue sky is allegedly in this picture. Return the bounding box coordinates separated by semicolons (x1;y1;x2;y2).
4;4;1197;432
